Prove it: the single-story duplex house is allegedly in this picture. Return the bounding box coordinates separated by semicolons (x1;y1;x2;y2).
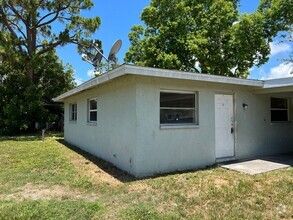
54;64;293;177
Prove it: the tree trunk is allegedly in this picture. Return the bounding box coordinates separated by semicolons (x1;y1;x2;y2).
26;67;34;83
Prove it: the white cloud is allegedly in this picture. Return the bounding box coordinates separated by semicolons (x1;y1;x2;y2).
246;67;256;79
255;69;267;80
74;77;84;86
72;69;84;86
263;62;293;79
249;66;255;72
269;42;291;56
87;69;95;78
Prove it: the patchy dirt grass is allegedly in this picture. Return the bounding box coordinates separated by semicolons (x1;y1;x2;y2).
0;183;100;201
0;134;292;219
67;154;123;188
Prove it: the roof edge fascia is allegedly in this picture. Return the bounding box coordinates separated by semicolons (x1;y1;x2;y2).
124;65;263;87
263;77;293;88
54;64;264;102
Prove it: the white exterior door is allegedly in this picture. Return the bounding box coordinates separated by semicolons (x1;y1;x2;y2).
215;94;235;159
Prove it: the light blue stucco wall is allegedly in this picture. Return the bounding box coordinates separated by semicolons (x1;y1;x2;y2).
64;76;137;174
133;76;293;177
63;75;293;177
235;92;293;158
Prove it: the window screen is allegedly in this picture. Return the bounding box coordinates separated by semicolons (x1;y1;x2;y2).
271;97;289;122
88;98;97;122
160;92;198;125
69;103;77;121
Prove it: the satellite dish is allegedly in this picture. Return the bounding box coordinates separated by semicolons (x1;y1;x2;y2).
81;54;88;61
81;39;122;73
81;54;93;65
92;50;103;67
108;39;122;63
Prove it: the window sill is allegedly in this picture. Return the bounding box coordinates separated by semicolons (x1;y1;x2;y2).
160;124;200;129
270;121;292;125
87;122;97;126
69;121;77;124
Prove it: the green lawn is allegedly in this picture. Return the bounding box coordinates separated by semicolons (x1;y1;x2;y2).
0;134;292;219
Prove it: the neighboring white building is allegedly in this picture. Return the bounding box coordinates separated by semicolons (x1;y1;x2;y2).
54;65;293;177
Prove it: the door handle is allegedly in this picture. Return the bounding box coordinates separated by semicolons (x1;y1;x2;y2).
231;127;234;133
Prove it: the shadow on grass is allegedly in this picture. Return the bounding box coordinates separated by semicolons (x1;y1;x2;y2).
57;139;136;183
57;140;222;183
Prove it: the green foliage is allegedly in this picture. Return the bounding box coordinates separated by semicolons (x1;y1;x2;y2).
0;1;96;133
0;0;100;82
258;0;293;36
0;51;75;134
125;0;293;77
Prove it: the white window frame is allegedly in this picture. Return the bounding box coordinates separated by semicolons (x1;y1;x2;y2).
88;98;97;123
69;103;77;121
160;90;198;126
270;97;289;122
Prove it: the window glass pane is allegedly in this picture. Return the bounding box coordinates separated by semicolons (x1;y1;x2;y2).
160;93;195;108
89;99;97;110
72;112;75;121
69;104;77;121
160;109;195;124
271;110;288;122
89;112;97;122
271;98;287;109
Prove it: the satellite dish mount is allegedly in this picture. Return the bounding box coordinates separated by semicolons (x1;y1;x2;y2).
81;39;122;75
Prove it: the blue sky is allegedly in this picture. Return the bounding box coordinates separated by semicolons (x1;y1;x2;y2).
56;0;292;85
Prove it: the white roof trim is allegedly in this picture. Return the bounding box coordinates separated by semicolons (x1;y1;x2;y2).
254;85;293;94
263;77;293;88
254;77;293;94
124;65;263;87
54;64;264;102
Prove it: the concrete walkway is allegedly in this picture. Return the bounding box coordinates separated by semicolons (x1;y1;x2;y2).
221;153;293;175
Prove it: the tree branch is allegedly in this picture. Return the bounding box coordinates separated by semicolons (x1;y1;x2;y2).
10;21;27;40
36;10;60;28
6;2;28;26
36;2;72;28
0;6;17;38
37;40;64;56
37;32;79;56
0;6;24;53
56;16;73;21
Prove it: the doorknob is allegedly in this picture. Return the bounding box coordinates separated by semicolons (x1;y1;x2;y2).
231;127;234;133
